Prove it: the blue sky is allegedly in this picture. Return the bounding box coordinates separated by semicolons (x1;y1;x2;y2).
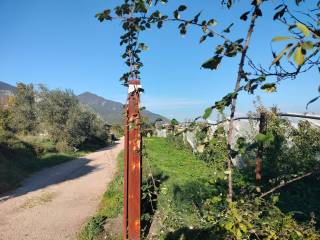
0;0;319;121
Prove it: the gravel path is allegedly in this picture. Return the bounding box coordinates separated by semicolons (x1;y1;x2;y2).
0;139;123;240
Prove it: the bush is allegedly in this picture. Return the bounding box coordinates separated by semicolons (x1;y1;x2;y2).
203;197;320;240
0;132;38;192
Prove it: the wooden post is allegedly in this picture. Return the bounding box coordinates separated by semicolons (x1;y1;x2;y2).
124;80;142;240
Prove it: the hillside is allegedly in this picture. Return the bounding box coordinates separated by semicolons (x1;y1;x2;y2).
0;81;16;92
78;92;168;124
0;81;16;101
0;81;168;125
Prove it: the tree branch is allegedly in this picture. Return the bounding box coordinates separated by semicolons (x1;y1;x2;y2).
260;171;315;198
226;2;262;201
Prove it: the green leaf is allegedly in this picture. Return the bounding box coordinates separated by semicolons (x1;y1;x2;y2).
223;23;234;33
203;107;213;119
207;19;217;26
201;55;222;70
192;11;202;24
255;132;274;143
225;221;233;231
199;35;207;43
273;7;286;20
138;43;149;51
255;8;262;17
293;46;305;65
239;223;247;233
240;11;250;21
272;36;295;41
178;5;187;11
272;195;279;204
287;45;297;60
301;41;313;50
296;22;310;37
174;10;180;19
271;44;293;66
179;25;186;35
261;83;276;92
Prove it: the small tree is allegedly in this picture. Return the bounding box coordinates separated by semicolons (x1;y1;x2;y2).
37;87;78;143
12;83;38;134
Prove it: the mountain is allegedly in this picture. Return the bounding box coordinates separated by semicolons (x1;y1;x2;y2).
0;81;16;99
78;92;168;124
0;81;167;124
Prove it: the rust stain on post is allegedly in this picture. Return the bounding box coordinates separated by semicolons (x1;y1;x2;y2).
123;80;142;240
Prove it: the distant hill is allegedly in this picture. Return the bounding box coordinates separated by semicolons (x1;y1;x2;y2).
0;81;168;124
78;92;168;124
0;81;16;98
0;81;16;92
0;81;16;103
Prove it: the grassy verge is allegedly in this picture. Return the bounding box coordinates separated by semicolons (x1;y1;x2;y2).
78;151;124;240
0;132;107;194
143;137;216;239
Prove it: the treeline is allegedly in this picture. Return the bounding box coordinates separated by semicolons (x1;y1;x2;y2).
0;83;111;151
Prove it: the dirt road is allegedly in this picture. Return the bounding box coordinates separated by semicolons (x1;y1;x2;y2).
0;139;123;240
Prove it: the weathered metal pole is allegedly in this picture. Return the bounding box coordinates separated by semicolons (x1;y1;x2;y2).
123;80;142;240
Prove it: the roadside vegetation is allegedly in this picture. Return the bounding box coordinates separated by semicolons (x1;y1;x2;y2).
79;109;320;240
155;111;320;239
0;83;112;193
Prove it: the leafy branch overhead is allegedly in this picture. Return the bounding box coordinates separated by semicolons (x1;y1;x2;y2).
96;0;320;123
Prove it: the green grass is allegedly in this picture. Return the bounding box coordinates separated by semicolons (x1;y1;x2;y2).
78;151;124;240
144;137;216;239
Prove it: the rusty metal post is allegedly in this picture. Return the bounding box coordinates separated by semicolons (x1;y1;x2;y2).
123;104;129;239
123;80;142;240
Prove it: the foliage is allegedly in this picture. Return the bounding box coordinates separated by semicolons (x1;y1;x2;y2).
157;135;320;239
111;124;124;138
170;118;179;126
238;112;320;189
197;126;228;170
37;86;110;151
0;107;14;133
0;83;112;193
141;115;155;137
202;196;319;240
167;133;191;151
11;83;38;134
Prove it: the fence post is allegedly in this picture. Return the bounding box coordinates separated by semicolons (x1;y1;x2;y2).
123;80;142;240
